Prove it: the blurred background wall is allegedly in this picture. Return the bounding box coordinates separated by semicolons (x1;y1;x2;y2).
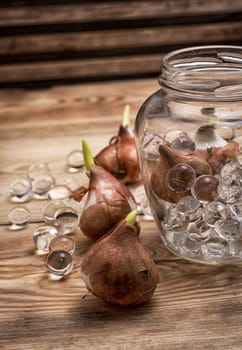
0;0;242;87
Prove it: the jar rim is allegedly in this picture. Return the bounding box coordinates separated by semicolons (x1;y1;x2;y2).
160;45;242;99
163;45;242;68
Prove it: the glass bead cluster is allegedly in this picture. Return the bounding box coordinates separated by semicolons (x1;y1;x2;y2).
8;158;86;278
163;163;241;262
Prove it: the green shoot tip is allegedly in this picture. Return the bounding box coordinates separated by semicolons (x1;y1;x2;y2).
82;139;94;171
125;210;137;225
122;104;131;128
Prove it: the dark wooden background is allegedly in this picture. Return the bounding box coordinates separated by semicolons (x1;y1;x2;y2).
1;0;242;87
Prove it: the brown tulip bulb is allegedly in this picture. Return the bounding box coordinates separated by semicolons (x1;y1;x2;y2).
151;143;213;203
95;105;140;184
79;140;137;240
81;211;159;306
206;140;240;174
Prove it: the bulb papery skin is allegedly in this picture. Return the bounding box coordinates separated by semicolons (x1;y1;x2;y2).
80;165;137;240
95;142;119;175
81;220;159;306
95;125;140;184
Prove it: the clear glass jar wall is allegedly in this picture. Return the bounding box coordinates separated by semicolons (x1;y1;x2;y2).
135;46;242;265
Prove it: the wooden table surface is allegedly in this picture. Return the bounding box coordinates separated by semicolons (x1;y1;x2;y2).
1;78;242;350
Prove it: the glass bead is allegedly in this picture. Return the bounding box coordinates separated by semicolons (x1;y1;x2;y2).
164;205;187;229
48;185;71;200
27;162;50;180
201;237;228;261
54;206;80;234
9;177;32;203
187;219;211;242
43;200;65;222
229;200;242;222
215;219;242;241
33;224;58;252
32;174;56;199
191;175;219;202
194;125;227;149
179;237;201;256
66;150;84;172
220;162;242;178
217;179;241;204
170;136;196;151
165;229;187;248
164;130;187;144
142;133;164;160
43;200;81;234
220;174;241;187
176;196;201;218
167;163;196;192
217;126;235;141
49;235;75;255
202;201;227;227
8;207;31;230
46;250;73;276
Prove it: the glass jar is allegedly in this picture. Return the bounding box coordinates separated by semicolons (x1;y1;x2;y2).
135;45;242;265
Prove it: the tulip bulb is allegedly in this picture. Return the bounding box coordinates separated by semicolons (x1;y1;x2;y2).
78;140;137;240
95;105;140;184
81;211;159;306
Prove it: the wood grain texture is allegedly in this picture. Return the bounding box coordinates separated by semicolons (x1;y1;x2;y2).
1;0;242;85
0;54;162;83
1;0;242;26
1;78;242;350
2;22;242;56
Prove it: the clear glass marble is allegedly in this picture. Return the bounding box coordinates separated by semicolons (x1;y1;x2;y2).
202;201;227;226
46;250;73;276
201;236;228;263
27;162;50;180
191;175;219;203
215;219;242;241
43;199;81;234
9;177;32;203
32;174;56;199
167;163;196;192
229;199;242;222
49;235;75;255
33;224;58;253
170;135;196;152
66;150;84;172
54;206;80;234
48;185;71;200
8;206;31;230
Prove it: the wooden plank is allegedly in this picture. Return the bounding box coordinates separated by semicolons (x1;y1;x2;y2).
0;78;156;125
0;54;162;83
1;21;242;57
0;0;242;27
1;78;242;350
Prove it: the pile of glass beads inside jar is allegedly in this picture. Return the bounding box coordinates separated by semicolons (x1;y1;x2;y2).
162;161;242;263
8;150;152;277
8;151;87;278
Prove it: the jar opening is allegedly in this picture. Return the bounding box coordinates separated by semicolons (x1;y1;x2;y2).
160;45;242;99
